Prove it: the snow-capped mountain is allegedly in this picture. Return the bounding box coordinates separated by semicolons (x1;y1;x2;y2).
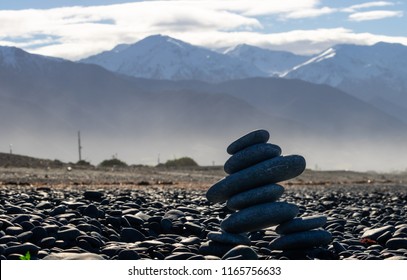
80;35;266;82
225;44;310;76
283;42;407;122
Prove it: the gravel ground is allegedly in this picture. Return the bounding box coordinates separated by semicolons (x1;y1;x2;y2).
0;167;406;260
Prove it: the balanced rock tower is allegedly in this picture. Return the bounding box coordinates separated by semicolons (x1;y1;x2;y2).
202;129;332;259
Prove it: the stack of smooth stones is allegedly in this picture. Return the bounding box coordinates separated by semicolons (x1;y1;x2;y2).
201;129;332;259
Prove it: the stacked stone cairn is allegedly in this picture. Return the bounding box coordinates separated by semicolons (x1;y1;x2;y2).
201;129;332;259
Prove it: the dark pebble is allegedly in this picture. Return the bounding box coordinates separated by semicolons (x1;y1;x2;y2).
5;226;24;236
39;237;56;248
226;184;284;210
120;228;146;242
224;143;281;174
222;245;258;260
206;155;306;203
386;238;407;250
226;129;270;155
118;249;140;260
276;215;327;234
83;204;100;218
207;231;251;245
221;202;299;233
164;252;198;260
269;230;332;250
57;228;82;241
361;225;395;240
4;242;40;256
83;191;104;201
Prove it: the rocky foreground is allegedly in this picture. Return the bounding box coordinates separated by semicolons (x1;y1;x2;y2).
0;167;406;260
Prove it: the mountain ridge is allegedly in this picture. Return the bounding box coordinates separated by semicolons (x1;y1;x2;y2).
1;45;407;171
80;34;266;82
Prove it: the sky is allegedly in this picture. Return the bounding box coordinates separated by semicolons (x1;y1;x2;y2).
0;0;406;60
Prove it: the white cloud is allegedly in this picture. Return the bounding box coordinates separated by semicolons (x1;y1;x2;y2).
349;10;403;21
343;1;394;12
172;28;407;55
0;1;406;59
282;7;336;19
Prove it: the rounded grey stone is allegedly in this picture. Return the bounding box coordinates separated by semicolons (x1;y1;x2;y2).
180;236;201;245
269;229;332;250
227;129;269;155
361;225;395;240
222;245;258;260
207;231;251;245
43;252;105;260
226;184;284;210
276;215;327;234
224;143;282;174
221;202;299;234
207;155;306;203
165;252;198;260
161;209;186;231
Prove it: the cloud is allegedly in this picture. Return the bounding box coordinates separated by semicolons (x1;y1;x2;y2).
282;7;336;19
343;1;394;12
0;1;406;59
171;28;407;55
348;10;403;21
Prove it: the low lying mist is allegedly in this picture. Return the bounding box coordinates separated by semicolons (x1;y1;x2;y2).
1;127;406;173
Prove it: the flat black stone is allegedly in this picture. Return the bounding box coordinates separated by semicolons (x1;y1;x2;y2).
269;229;332;250
276;215;327;234
207;155;306;203
207;231;251;245
120;228;146;243
222;245;258;260
224;143;281;174
83;191;104;201
386;238;407;250
4;242;40;256
118;249;140;260
361;225;395;240
199;241;235;257
221;202;299;234
227;129;270;155
226;184;284;210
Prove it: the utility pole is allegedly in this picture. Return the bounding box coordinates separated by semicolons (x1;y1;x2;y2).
9;144;12;155
78;131;82;162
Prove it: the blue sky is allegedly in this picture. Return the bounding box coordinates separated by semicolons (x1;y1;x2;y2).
0;0;406;59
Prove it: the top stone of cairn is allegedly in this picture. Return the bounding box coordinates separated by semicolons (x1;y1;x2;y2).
227;129;270;155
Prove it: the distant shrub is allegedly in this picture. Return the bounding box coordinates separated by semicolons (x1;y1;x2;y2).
52;159;65;167
76;160;92;167
99;158;128;168
158;157;198;167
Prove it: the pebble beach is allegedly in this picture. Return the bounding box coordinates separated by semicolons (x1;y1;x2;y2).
0;166;406;260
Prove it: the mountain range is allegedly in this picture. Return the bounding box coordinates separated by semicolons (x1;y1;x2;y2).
80;35;407;124
1;36;407;171
80;35;264;83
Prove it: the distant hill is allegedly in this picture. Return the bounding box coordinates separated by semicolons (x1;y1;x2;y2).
0;152;65;168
